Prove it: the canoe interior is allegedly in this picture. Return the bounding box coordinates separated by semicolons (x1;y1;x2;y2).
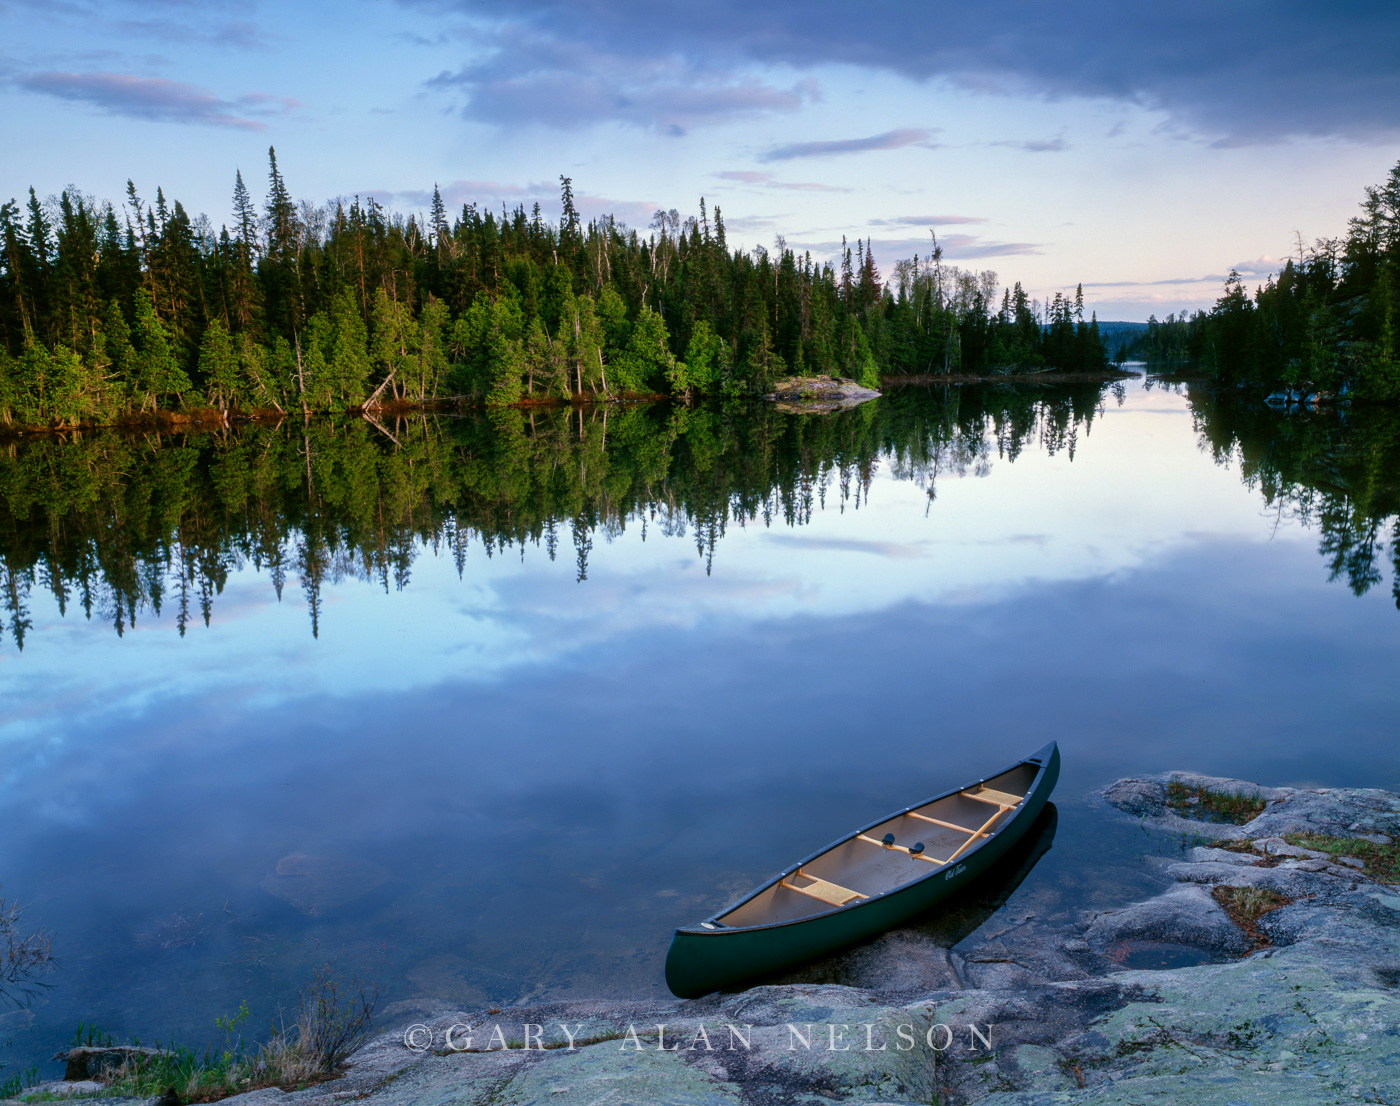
716;762;1039;929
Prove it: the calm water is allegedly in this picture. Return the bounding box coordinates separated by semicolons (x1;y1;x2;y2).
2;377;1398;1073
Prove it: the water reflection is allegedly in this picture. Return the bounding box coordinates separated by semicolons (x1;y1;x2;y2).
2;379;1399;1077
0;384;1112;648
1188;386;1400;605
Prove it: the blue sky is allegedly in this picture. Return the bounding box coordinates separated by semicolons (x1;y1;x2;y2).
3;0;1398;320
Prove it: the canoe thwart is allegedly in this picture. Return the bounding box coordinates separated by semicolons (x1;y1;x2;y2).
968;786;1023;808
781;872;867;906
905;810;985;835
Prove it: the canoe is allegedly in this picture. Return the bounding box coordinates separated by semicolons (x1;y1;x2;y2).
664;742;1060;998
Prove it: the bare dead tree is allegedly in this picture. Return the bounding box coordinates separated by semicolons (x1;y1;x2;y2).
1;888;55;1006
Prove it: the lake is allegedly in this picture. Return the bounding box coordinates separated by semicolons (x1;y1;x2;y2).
2;375;1398;1075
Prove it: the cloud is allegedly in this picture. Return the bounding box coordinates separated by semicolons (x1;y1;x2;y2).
869;214;987;227
208;21;273;50
1083;256;1287;289
14;71;291;129
991;136;1069;153
765;535;926;558
925;233;1041;260
795;233;1042;265
713;170;852;192
107;17;273;50
398;0;1400;143
759;127;936;161
423;23;818;132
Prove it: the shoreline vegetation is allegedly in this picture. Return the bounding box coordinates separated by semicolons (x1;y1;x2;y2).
0;367;1141;440
0;149;1114;434
1110;157;1400;402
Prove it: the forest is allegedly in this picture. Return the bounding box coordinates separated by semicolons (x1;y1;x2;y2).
0;384;1111;646
0;150;1110;429
1113;158;1400;400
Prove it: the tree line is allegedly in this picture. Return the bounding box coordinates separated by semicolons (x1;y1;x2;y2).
0;383;1112;647
1113;157;1400;400
0;150;1110;429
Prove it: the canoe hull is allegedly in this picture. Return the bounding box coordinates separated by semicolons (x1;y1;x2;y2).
665;742;1059;998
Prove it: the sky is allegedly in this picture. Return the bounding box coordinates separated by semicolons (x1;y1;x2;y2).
3;0;1399;320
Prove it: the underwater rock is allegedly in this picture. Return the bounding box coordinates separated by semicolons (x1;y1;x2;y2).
258;852;391;914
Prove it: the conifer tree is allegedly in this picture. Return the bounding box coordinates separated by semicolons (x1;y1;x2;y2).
132;288;189;408
229;169;261;330
326;288;371;403
199;318;240;409
483;305;524;406
559;176;580;257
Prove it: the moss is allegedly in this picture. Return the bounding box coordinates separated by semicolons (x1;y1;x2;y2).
1164;782;1266;825
1285;832;1400;884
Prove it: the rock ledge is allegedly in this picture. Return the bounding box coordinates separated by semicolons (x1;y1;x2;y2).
766;376;881;412
15;776;1400;1105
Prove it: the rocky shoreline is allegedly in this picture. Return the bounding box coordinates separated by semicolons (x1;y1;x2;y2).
766;376;881;413
12;773;1400;1105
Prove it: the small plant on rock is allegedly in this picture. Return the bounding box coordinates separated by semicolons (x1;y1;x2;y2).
100;963;379;1103
1164;782;1266;825
1285;833;1400;884
1212;884;1291;948
259;964;379;1081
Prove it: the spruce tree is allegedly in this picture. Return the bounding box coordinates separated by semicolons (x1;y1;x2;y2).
132;288;189;408
198;317;239;408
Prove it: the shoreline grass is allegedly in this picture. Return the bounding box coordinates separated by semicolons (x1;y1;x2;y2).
1284;833;1400;884
60;967;376;1105
1164;782;1267;825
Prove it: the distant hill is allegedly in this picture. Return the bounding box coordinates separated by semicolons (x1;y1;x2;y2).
1095;321;1149;350
1092;320;1148;341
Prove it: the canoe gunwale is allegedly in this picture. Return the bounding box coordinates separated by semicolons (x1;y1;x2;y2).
675;742;1058;938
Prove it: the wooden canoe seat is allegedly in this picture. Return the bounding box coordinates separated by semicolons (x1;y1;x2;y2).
781;872;867;906
967;787;1023;808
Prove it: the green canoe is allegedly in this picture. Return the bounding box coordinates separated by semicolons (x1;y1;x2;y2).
665;742;1060;998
